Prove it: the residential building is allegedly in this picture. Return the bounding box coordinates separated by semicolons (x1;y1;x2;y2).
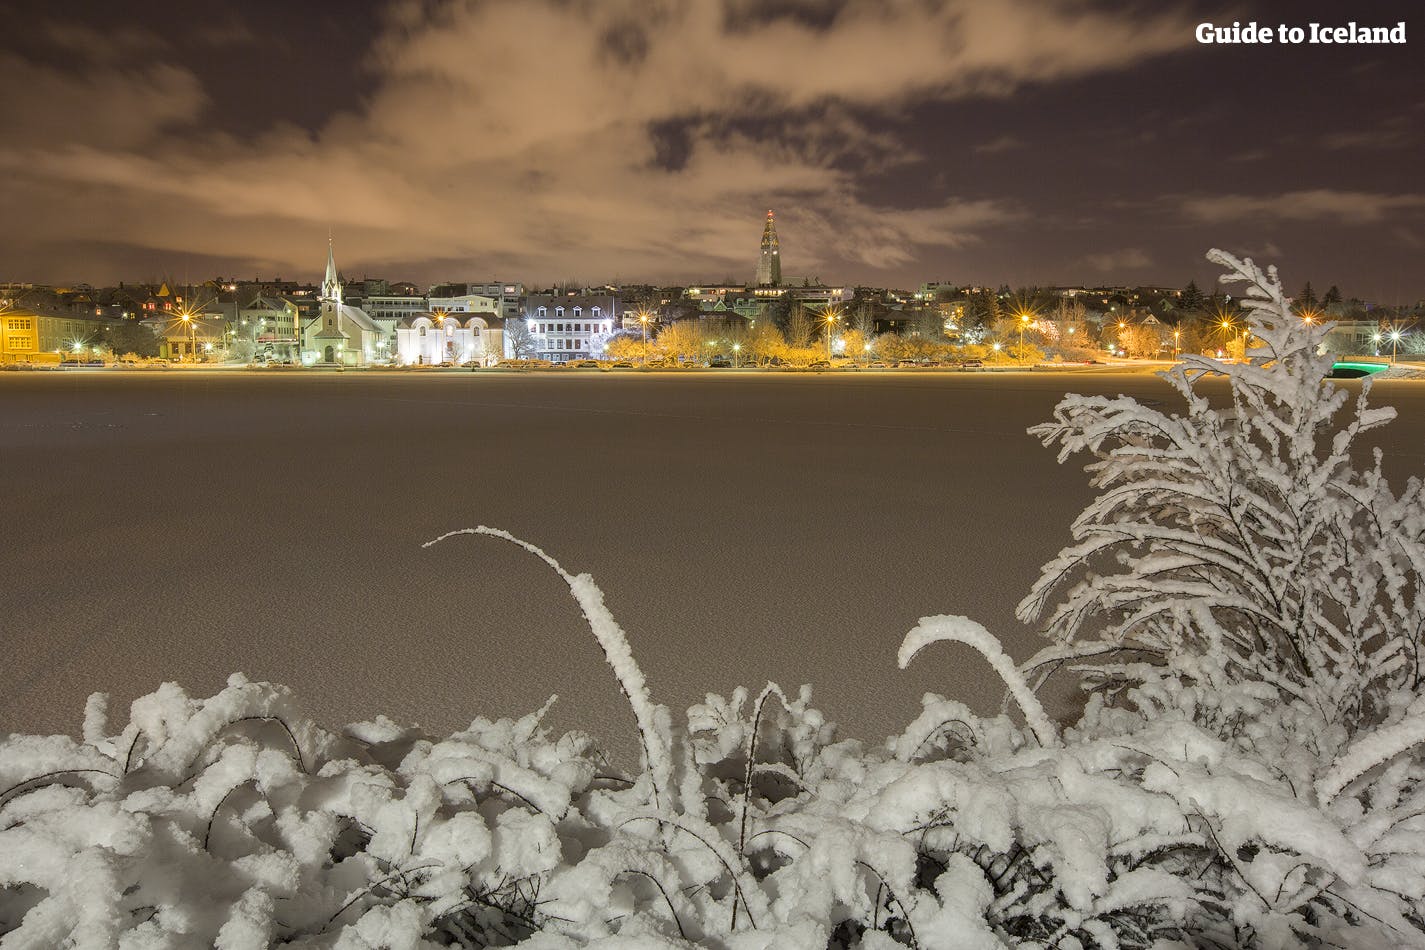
520;294;618;362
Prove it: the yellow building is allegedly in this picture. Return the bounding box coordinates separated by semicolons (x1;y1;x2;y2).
1;310;39;362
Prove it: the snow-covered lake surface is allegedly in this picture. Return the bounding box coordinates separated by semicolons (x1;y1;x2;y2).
5;369;1424;762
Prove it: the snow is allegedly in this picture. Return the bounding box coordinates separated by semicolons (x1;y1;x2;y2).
3;250;1425;945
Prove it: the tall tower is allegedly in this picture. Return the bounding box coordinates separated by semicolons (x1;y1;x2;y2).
756;210;781;287
321;237;342;308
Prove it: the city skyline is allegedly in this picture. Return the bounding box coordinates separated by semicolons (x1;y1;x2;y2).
2;0;1421;299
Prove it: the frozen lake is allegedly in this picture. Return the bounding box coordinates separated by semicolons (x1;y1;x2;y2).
5;368;1425;762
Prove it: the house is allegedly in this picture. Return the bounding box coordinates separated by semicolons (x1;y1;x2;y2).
520;294;618;362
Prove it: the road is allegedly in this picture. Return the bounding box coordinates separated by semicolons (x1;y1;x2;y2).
4;368;1424;762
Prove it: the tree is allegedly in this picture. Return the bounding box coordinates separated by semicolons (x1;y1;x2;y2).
1298;281;1318;308
1180;279;1205;312
784;303;814;349
1323;284;1343;308
654;320;708;363
104;321;159;358
604;334;652;362
1019;248;1425;735
743;321;785;365
839;328;869;362
505;318;536;358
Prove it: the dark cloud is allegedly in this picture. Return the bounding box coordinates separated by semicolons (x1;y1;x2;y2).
2;0;1422;295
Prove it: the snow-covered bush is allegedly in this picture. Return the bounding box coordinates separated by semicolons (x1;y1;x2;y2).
3;251;1424;947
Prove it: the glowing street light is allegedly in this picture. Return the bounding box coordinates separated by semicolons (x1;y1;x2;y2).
1018;312;1031;364
823;306;841;359
1390;328;1402;363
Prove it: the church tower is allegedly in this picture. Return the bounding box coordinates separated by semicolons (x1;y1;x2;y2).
756;210;781;287
320;237;343;308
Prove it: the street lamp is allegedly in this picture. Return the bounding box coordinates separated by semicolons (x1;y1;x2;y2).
1173;329;1181;360
1018;312;1030;364
732;342;741;367
1390;329;1402;363
1372;332;1382;356
823;306;840;360
181;314;195;361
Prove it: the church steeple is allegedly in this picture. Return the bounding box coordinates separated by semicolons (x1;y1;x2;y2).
321;236;342;308
756;209;781;287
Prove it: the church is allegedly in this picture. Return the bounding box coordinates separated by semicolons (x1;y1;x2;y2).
303;240;386;365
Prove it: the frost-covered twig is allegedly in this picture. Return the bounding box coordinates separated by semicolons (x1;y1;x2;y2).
898;614;1059;747
425;526;674;812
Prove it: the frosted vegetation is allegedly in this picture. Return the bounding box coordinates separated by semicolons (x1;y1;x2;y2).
4;251;1425;948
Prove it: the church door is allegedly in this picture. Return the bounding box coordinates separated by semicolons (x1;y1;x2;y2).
324;345;335;363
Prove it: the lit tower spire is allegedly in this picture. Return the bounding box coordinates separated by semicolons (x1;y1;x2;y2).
321;235;342;308
756;209;781;287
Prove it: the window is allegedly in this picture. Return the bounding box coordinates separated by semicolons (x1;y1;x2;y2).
573;307;582;317
556;307;565;317
419;326;426;337
592;307;601;318
537;306;547;317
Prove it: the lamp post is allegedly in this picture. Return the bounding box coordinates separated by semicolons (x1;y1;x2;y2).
1391;329;1402;363
1018;313;1030;364
181;314;195;361
1372;332;1382;357
732;342;741;368
1173;329;1181;360
824;307;840;360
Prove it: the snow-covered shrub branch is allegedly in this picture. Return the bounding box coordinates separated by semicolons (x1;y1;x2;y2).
4;251;1425;947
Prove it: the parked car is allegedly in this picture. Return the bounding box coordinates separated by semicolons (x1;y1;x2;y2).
808;359;831;369
709;357;731;368
960;358;984;368
611;360;634;368
868;360;888;368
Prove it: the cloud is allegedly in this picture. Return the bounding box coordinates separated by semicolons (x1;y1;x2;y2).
1181;190;1425;225
1084;248;1152;272
974;134;1023;154
0;53;205;148
2;0;1196;284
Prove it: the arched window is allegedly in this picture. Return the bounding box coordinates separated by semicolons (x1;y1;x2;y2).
556;307;565;317
537;306;547;317
573;307;582;317
419;326;426;337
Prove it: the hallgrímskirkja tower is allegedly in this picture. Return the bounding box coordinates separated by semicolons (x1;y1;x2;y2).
756;209;781;287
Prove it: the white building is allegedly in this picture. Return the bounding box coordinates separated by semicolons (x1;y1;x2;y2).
303;240;386;364
520;293;618;362
395;313;502;366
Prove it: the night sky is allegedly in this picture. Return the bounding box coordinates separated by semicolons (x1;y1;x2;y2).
3;0;1421;298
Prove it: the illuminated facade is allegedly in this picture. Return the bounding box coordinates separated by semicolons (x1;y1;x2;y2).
756;209;781;287
395;313;501;366
519;294;617;363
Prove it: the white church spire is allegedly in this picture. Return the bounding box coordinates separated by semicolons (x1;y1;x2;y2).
321;235;342;308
